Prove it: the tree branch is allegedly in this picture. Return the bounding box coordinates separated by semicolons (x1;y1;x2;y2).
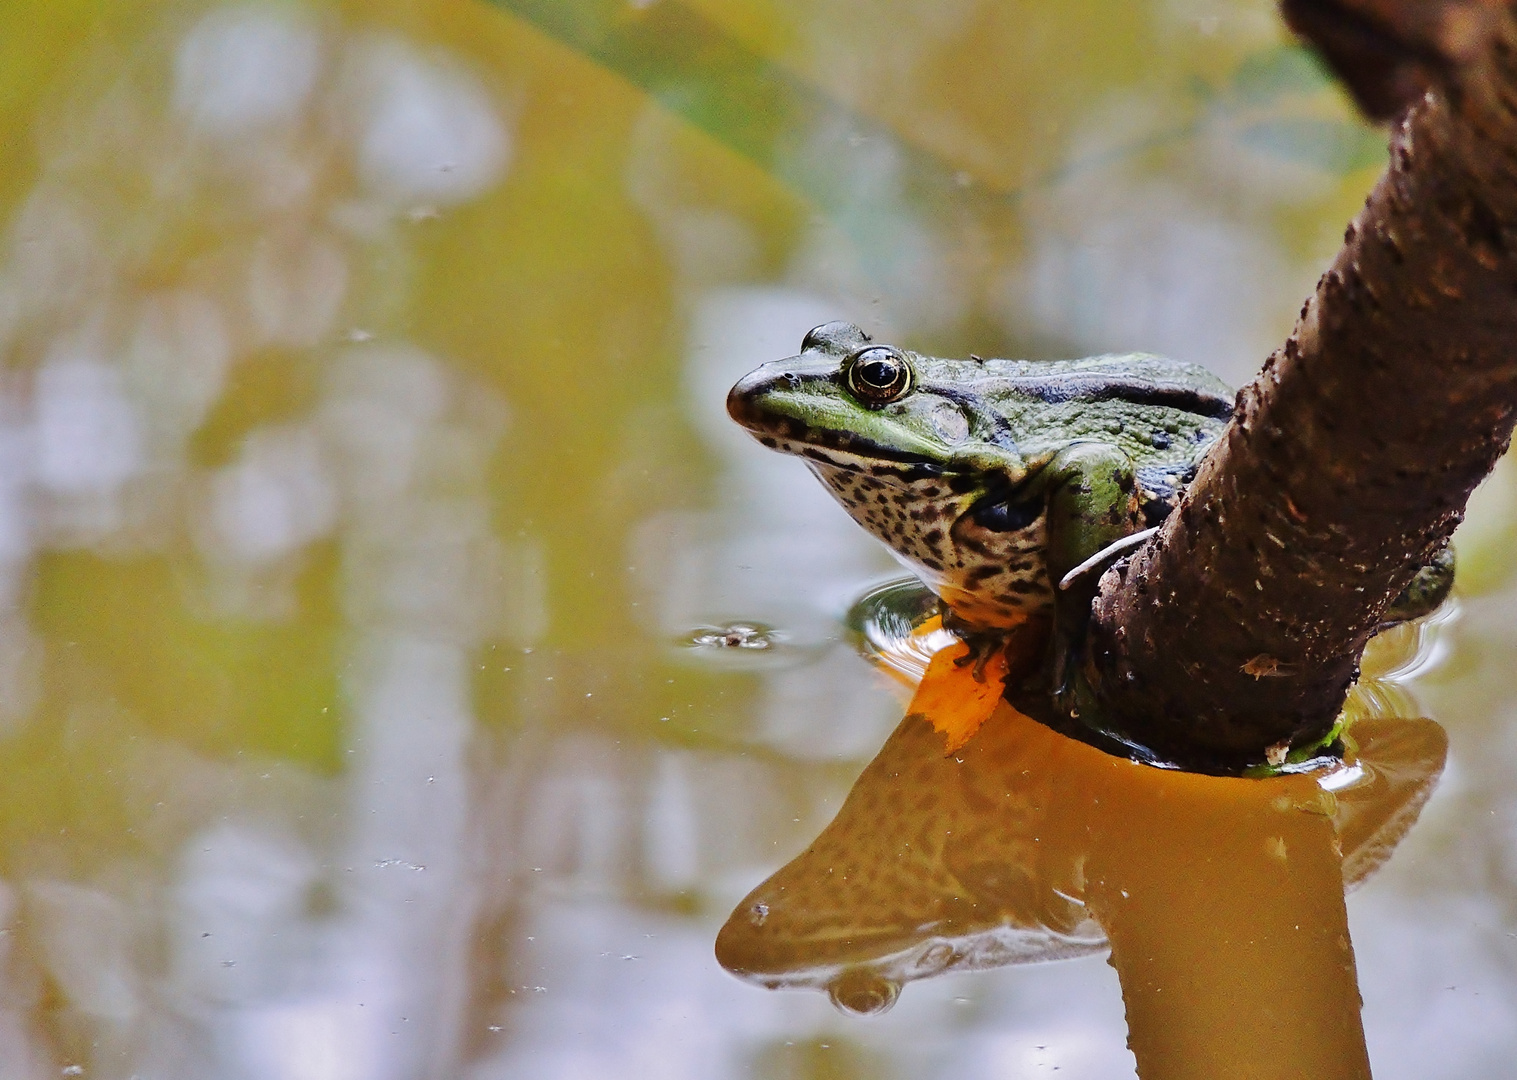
1083;1;1517;772
1279;0;1502;120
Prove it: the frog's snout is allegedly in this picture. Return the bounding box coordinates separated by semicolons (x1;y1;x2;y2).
727;363;791;429
722;367;770;424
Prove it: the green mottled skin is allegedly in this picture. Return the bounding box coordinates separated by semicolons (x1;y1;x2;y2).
727;322;1234;642
727;322;1454;675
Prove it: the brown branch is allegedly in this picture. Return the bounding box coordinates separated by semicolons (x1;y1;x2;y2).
1082;3;1517;772
1279;0;1502;119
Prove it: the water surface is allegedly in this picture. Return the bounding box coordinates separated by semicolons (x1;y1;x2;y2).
0;1;1512;1077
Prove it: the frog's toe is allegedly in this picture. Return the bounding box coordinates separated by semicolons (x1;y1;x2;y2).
950;633;1004;683
1381;544;1455;627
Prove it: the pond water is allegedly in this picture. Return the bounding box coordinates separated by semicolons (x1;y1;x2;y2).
0;0;1514;1077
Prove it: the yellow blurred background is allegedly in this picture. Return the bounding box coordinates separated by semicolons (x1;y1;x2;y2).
0;1;1510;1077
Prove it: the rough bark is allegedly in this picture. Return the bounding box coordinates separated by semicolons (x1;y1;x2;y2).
1084;2;1517;772
1279;0;1503;120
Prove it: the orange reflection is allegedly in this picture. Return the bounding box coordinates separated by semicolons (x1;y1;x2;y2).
898;614;1048;753
718;653;1445;1079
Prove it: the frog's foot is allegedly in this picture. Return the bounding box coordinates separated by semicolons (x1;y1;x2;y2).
1379;543;1455;628
940;607;1051;688
943;621;1006;683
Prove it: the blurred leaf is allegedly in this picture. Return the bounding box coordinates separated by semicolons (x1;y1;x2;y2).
488;0;1001;218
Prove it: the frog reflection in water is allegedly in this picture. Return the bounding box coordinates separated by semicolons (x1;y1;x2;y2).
727;322;1454;718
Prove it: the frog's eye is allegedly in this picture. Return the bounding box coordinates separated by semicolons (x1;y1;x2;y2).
845;346;913;406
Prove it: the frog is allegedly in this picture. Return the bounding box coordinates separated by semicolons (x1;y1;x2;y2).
726;321;1454;702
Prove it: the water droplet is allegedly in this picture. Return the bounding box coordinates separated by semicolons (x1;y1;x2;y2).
827;969;901;1016
749;902;769;927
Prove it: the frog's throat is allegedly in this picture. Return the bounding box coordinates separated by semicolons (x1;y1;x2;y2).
936;585;1046;629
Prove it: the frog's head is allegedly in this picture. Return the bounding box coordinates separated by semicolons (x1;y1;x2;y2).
728;323;1033;601
727;322;1026;480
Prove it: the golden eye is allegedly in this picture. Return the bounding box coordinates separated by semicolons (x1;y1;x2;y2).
845;346;913;406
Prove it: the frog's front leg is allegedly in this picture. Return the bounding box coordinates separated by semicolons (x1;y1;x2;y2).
1040;442;1142;695
937;604;1053;706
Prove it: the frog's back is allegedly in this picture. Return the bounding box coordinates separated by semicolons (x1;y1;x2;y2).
956;353;1235;421
926;352;1235;538
906;352;1233;476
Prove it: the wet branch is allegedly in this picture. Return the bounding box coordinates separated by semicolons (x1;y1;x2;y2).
1083;0;1517;772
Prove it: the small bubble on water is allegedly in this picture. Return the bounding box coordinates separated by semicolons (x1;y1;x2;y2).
689;623;777;650
375;858;425;872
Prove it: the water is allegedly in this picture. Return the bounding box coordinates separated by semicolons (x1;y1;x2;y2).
0;1;1510;1077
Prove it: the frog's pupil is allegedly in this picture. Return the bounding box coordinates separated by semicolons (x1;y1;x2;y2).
847;347;910;403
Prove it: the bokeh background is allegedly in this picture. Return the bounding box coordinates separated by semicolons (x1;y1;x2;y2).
0;0;1514;1077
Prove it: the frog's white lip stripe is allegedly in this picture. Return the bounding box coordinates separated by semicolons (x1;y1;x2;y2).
1057;527;1159;591
798;448;990;490
780;438;957;479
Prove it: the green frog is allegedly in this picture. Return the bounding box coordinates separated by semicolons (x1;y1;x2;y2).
727;321;1453;695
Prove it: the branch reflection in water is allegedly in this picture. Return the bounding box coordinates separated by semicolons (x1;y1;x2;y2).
718;585;1447;1080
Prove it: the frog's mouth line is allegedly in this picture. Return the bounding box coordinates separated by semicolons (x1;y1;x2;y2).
736;411;939;466
797;443;954;483
792;433;1026;496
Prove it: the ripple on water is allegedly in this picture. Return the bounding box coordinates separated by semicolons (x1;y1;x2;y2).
846;577;957;684
675;621;808;671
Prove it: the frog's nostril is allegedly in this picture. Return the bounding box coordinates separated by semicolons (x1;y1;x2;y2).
728;365;805;425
